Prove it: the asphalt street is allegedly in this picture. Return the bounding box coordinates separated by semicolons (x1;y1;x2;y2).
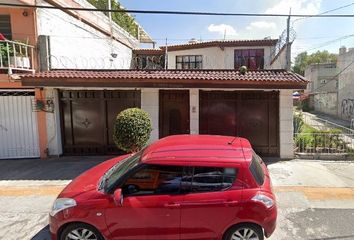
0;159;353;240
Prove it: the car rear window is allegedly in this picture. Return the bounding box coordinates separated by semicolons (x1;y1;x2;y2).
249;156;265;186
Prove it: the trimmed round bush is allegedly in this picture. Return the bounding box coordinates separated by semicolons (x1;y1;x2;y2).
113;108;152;153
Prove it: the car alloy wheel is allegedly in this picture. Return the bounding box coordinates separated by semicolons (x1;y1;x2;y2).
231;227;261;240
65;228;98;240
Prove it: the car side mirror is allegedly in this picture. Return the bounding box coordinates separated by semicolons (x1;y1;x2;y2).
113;188;123;206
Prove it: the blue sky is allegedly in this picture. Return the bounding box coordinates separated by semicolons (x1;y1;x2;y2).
119;0;354;57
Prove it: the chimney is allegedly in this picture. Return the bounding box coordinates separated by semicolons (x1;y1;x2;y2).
339;46;347;55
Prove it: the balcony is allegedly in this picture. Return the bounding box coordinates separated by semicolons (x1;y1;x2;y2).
0;40;35;74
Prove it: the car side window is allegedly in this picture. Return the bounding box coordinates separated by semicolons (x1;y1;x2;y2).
189;167;237;193
122;165;184;196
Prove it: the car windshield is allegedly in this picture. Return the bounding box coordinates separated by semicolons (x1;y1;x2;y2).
100;151;142;192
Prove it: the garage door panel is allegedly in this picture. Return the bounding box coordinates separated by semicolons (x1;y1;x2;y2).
60;90;140;155
0;92;40;159
200;90;279;157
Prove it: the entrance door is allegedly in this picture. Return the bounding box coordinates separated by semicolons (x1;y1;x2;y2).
159;90;190;138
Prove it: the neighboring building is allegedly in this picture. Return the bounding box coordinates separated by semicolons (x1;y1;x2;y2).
337;46;354;122
0;0;151;159
21;39;306;159
304;62;338;116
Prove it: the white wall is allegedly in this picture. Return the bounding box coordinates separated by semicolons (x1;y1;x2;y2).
141;88;159;143
167;46;274;70
36;0;135;69
279;89;294;159
45;88;62;156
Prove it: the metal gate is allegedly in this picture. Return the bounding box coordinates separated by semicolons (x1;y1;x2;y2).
0;90;40;159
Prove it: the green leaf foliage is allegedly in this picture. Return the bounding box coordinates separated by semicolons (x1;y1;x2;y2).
87;0;139;38
113;108;152;153
293;50;337;76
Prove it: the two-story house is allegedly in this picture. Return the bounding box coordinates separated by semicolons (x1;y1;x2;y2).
0;0;152;159
22;38;307;159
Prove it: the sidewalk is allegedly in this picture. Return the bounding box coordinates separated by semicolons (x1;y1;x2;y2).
304;111;352;129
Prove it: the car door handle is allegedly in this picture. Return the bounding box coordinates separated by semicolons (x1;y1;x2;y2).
224;200;239;207
164;203;181;208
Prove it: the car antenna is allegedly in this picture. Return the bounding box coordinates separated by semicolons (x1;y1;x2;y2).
228;137;237;145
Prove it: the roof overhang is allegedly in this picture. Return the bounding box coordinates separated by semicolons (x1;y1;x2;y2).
21;69;308;90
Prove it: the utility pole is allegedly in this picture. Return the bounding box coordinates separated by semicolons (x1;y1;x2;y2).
164;38;168;70
286;8;291;71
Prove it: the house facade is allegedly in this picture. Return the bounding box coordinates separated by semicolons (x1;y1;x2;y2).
0;0;151;159
20;39;305;159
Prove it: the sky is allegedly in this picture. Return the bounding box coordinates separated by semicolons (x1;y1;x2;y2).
119;0;354;58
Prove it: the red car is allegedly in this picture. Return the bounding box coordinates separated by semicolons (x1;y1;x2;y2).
50;135;277;240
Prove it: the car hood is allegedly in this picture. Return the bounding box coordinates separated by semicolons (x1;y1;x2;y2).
58;155;129;199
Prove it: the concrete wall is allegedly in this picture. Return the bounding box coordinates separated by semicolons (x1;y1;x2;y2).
304;63;338;93
337;48;354;121
313;92;338;116
167;46;274;70
36;0;136;69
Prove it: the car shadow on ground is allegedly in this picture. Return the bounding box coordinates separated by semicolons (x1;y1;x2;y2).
0;156;114;180
31;225;50;240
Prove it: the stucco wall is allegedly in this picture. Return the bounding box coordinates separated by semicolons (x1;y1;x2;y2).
36;0;135;69
304;63;338;93
167;46;273;70
279;89;294;159
337;48;354;121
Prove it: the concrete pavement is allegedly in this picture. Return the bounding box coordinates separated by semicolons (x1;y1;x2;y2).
0;158;354;239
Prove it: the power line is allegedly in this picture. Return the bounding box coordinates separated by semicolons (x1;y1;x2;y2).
293;2;354;23
3;3;354;18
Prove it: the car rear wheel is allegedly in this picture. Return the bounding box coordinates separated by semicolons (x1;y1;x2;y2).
224;223;264;240
60;223;104;240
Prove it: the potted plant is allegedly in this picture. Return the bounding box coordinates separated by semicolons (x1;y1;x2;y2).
0;42;13;67
9;40;30;69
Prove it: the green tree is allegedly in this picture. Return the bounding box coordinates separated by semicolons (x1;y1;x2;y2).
293;50;337;76
87;0;139;38
113;108;152;153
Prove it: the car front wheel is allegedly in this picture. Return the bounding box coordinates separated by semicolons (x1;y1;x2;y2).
60;223;104;240
224;223;264;240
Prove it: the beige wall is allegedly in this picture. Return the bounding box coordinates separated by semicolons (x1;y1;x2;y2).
167;46;274;70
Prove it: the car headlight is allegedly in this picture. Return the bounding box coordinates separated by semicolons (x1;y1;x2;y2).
50;198;77;216
251;194;274;208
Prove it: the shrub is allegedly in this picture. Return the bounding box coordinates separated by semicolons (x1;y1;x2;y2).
113;108;152;153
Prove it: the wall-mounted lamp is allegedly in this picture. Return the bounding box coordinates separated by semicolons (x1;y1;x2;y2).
22;10;29;17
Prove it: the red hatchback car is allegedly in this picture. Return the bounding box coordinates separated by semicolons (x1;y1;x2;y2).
50;135;277;240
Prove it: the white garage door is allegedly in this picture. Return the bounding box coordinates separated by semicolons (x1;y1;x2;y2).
0;91;40;159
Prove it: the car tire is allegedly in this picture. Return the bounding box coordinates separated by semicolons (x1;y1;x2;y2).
60;222;104;240
224;223;264;240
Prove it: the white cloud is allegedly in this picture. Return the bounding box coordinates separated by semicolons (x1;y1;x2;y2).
207;24;237;38
246;21;277;31
240;0;322;39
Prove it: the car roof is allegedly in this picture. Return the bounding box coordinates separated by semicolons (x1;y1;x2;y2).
141;135;253;166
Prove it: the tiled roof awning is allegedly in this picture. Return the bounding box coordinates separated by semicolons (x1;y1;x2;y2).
21;69;308;89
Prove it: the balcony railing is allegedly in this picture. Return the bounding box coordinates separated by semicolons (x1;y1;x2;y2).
0;40;35;74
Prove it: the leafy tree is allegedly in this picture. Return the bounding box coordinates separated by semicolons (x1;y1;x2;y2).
87;0;139;38
293;50;337;76
113;108;152;153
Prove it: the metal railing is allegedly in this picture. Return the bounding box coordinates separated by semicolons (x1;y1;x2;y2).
0;39;35;73
294;133;354;158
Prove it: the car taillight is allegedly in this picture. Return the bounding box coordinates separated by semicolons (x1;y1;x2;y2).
251;194;274;208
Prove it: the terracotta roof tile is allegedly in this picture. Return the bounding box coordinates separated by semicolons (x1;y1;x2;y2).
21;69;308;89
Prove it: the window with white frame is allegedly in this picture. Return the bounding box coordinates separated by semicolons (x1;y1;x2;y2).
176;55;202;69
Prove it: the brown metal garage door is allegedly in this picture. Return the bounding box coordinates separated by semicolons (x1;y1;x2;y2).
60;90;141;155
200;90;279;157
